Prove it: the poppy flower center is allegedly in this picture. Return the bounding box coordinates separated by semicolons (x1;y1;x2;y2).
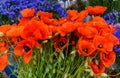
98;44;103;48
98;65;101;69
82;48;88;53
23;46;31;52
58;41;65;47
104;53;108;58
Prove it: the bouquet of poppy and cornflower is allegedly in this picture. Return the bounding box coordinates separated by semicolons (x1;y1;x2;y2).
0;0;120;77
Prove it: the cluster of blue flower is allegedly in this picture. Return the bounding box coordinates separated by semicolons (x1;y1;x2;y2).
113;23;120;52
103;10;120;24
103;11;120;52
0;0;68;23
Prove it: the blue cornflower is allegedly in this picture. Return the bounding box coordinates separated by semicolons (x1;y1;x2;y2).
113;23;120;40
54;4;68;17
113;29;120;40
62;0;68;2
114;23;120;29
103;10;120;24
114;44;120;53
0;0;68;24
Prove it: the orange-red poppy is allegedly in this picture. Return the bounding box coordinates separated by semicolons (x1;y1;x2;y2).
40;16;53;25
103;34;119;46
21;20;50;40
58;22;79;36
37;10;53;18
90;60;105;76
21;8;35;18
0;42;7;53
77;24;98;38
0;25;12;34
99;27;114;36
18;18;30;26
90;16;108;29
51;19;59;26
54;37;68;53
14;38;40;64
58;18;68;25
6;26;24;37
93;35;114;52
48;25;58;34
76;39;95;56
100;51;116;67
0;54;8;70
67;10;79;21
86;6;107;15
76;10;88;22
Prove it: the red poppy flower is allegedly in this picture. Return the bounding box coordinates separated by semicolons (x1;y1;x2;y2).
99;27;114;36
0;54;8;70
14;38;40;64
0;42;7;53
18;18;30;26
58;18;68;25
90;16;108;29
76;10;88;22
21;20;50;40
76;40;95;56
100;51;116;67
48;25;58;34
0;25;12;34
77;24;98;38
40;16;53;25
90;60;105;76
67;10;79;21
6;26;24;37
54;37;68;53
86;6;107;15
58;22;79;36
21;8;35;18
103;34;119;46
37;11;53;18
93;35;114;52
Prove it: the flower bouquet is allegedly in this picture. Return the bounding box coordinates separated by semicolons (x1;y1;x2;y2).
0;0;120;78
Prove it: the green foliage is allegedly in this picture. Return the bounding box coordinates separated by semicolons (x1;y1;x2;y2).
0;15;13;25
89;0;120;13
14;39;93;78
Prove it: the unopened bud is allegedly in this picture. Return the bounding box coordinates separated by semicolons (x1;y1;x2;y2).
100;73;108;78
0;32;4;37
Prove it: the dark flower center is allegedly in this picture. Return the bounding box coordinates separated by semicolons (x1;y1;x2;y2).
104;53;108;58
23;46;31;52
98;65;101;69
58;41;65;48
98;44;103;48
82;48;88;53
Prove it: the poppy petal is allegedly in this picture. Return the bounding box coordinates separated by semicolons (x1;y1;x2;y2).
100;51;116;67
24;51;32;64
0;54;8;70
90;60;105;75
